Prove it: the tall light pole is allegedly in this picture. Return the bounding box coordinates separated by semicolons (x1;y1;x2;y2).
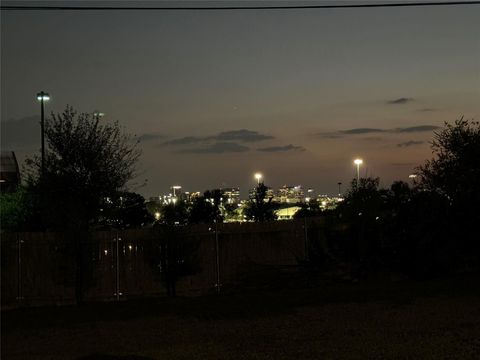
337;182;342;196
93;110;105;121
354;158;363;182
254;172;263;185
172;185;181;197
36;91;50;175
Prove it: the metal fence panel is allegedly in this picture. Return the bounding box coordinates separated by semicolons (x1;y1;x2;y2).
1;218;324;307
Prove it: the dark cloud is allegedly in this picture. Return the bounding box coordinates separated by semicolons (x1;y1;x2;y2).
318;133;343;139
340;128;385;135
179;142;250;154
257;144;305;152
397;140;425;148
394;125;439;133
1;115;39;150
160;136;204;146
138;133;165;142
160;129;273;147
317;124;439;138
216;129;274;142
387;97;414;105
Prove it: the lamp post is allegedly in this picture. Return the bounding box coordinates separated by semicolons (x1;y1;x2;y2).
408;174;417;185
354;158;363;182
172;185;181;197
337;182;342;196
93;110;105;121
254;172;263;185
36;91;50;175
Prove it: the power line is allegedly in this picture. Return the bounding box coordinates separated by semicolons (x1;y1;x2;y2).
1;1;480;11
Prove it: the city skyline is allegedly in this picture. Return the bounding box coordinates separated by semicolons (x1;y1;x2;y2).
148;168;356;200
2;1;479;196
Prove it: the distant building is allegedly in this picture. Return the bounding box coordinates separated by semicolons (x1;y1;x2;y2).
275;185;304;204
220;187;240;204
248;186;274;201
0;151;20;193
275;206;301;220
317;195;344;210
184;191;201;203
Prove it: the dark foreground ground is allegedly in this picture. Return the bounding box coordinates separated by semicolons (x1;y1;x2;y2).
2;272;480;360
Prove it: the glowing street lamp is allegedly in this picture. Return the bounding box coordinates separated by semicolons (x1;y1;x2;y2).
36;91;50;175
353;158;363;181
172;185;182;197
254;173;263;185
93;110;105;121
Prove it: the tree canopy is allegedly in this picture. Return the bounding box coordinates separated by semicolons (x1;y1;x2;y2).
244;183;277;222
417;117;480;208
27;105;141;230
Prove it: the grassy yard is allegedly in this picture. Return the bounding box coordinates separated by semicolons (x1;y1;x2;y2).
2;273;480;359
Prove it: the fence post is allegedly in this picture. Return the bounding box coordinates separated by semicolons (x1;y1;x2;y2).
16;234;24;302
114;232;122;301
214;222;221;294
304;217;309;261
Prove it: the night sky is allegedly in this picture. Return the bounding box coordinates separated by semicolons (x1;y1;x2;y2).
2;1;479;197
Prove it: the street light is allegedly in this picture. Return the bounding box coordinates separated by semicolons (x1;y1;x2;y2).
172;185;181;197
408;174;418;184
254;172;263;185
353;158;363;182
36;91;50;175
93;110;105;121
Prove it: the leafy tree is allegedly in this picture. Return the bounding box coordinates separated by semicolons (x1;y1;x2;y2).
158;201;189;226
244;183;277;222
148;223;201;297
0;187;35;231
26;105;141;230
222;202;241;222
293;199;322;219
189;198;221;224
25;105;140;303
339;177;388;220
334;177;389;273
203;189;222;206
416;118;480;263
417;118;480;208
97;192;154;229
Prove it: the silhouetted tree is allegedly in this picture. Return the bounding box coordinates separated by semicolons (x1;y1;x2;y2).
416;117;480;264
188;191;223;224
334;177;389;274
293;199;322;219
26;106;141;229
25;105;140;303
417;118;480;203
0;187;39;231
339;177;388;219
244;183;277;222
158;201;189;226
149;224;201;297
97;192;154;229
